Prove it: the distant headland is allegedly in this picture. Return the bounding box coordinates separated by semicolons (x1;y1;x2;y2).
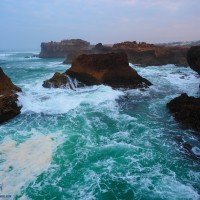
39;39;192;67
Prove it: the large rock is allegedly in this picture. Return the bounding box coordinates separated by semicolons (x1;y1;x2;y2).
113;41;189;67
39;39;90;58
65;52;152;89
0;68;21;94
43;72;68;88
0;67;22;124
63;43;113;64
167;93;200;134
187;46;200;75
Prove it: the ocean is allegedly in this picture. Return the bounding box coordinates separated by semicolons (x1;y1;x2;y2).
0;51;200;200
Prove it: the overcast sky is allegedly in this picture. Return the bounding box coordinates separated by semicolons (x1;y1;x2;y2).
0;0;200;50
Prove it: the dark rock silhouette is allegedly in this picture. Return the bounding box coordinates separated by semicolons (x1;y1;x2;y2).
187;46;200;75
0;67;22;124
167;93;200;134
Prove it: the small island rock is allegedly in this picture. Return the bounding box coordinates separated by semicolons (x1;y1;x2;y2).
65;52;152;89
167;93;200;134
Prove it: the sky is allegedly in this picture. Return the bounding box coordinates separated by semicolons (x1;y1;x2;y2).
0;0;200;50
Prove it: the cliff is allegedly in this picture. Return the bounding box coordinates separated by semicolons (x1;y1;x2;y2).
112;41;189;66
39;39;90;58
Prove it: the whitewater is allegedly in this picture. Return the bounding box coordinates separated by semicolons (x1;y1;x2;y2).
0;51;200;200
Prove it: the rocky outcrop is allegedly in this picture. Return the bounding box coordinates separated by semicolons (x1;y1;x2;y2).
63;43;113;64
0;67;22;124
187;46;200;75
43;72;68;88
65;52;152;89
113;41;189;67
167;93;200;134
39;39;90;58
113;41;155;49
0;68;21;94
39;39;189;66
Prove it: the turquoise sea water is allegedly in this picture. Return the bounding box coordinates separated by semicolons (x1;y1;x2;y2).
0;51;200;200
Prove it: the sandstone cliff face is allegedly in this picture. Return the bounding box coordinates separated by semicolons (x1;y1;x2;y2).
0;67;22;123
113;41;189;67
40;39;189;66
187;46;200;75
65;52;152;89
39;39;90;58
167;93;200;134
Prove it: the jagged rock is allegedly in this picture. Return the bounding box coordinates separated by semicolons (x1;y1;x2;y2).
113;42;189;66
43;72;68;88
65;52;152;89
0;68;21;94
113;41;155;49
39;39;90;58
167;93;200;134
0;94;21;124
39;38;189;66
0;67;22;124
63;43;112;64
187;46;200;75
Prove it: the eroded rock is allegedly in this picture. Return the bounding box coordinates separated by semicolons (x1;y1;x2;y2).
187;46;200;75
65;52;152;89
0;67;22;124
167;93;200;134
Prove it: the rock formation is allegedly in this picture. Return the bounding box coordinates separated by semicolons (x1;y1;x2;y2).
0;67;22;124
113;41;189;67
187;46;200;75
65;52;152;89
43;72;68;88
39;39;90;58
39;39;189;66
167;93;200;134
63;43;113;64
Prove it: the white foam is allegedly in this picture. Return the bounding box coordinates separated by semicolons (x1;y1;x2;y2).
18;83;123;115
133;65;199;96
192;147;200;156
0;134;58;197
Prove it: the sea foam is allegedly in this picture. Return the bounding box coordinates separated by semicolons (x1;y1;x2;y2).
0;134;59;197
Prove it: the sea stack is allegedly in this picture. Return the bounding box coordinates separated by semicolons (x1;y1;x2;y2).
43;52;152;89
39;39;90;58
0;67;22;123
66;52;152;88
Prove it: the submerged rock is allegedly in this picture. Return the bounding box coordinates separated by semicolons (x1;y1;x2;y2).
66;52;152;89
0;67;22;124
167;93;200;134
187;46;200;75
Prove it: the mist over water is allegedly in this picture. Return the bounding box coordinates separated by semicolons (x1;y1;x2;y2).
0;52;200;199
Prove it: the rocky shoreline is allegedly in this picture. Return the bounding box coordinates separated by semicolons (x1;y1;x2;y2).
39;39;189;67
